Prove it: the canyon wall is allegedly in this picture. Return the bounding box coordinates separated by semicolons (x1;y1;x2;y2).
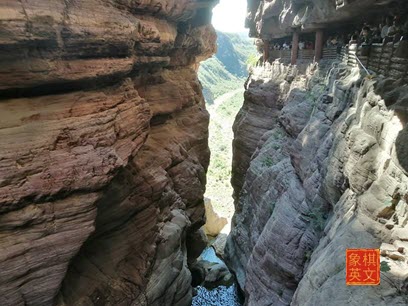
0;1;217;305
246;0;402;39
227;0;408;305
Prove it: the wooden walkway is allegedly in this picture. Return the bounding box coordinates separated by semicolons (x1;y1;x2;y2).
339;43;408;82
267;42;408;83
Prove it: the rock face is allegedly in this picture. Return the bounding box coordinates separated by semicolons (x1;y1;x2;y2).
246;0;404;39
226;1;408;305
0;1;217;305
204;197;228;236
227;60;408;306
191;259;234;289
231;61;296;201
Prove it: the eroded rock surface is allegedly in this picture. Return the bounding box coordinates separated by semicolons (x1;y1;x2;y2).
227;60;408;305
0;1;217;305
226;2;408;305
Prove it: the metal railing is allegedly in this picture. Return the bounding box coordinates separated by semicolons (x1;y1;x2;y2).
339;43;408;81
268;50;291;62
266;42;408;82
355;53;371;75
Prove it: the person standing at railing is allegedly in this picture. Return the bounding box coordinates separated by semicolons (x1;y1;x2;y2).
360;26;373;45
372;27;382;44
358;26;372;56
387;17;402;43
381;16;393;39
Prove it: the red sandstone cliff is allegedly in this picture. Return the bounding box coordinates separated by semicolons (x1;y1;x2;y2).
0;1;217;305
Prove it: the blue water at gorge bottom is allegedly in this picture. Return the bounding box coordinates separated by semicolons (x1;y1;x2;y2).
191;247;243;306
199;247;224;264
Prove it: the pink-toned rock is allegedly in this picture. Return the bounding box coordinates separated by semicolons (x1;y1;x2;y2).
0;0;217;305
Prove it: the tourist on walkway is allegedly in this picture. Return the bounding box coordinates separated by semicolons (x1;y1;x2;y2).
360;26;372;45
381;16;393;39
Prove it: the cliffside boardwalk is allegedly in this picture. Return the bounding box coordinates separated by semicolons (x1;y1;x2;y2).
226;1;408;306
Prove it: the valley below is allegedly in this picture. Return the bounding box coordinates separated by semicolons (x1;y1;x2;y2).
0;1;407;306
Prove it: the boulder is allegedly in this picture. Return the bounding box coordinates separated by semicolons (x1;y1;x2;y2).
212;233;228;259
187;228;209;264
191;259;235;289
204;198;228;236
204;262;234;289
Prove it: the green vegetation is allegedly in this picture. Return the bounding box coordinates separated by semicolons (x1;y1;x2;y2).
246;54;259;67
262;156;275;168
201;31;256;219
199;31;257;104
205;91;244;218
199;58;244;103
265;202;276;220
226;32;259;65
305;205;327;232
380;261;391;272
304;250;312;262
272;128;285;140
217;93;243;117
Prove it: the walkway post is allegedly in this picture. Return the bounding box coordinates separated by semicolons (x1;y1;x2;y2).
264;40;270;63
315;29;324;62
291;31;299;65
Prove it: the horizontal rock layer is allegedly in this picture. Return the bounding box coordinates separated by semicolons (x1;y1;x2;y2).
0;1;217;305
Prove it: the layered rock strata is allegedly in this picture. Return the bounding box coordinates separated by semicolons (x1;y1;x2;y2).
227;2;408;305
227;60;408;305
0;1;217;305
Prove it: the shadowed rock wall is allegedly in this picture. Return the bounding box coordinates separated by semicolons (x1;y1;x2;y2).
228;58;408;305
226;1;408;305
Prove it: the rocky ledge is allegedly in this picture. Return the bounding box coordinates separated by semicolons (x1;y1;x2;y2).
226;1;408;305
227;58;408;306
0;1;217;305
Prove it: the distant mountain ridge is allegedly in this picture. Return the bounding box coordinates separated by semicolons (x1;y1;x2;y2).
198;31;256;103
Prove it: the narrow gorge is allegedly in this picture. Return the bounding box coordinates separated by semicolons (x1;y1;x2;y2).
0;1;407;306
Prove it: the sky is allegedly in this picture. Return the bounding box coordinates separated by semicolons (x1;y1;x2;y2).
211;0;248;33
